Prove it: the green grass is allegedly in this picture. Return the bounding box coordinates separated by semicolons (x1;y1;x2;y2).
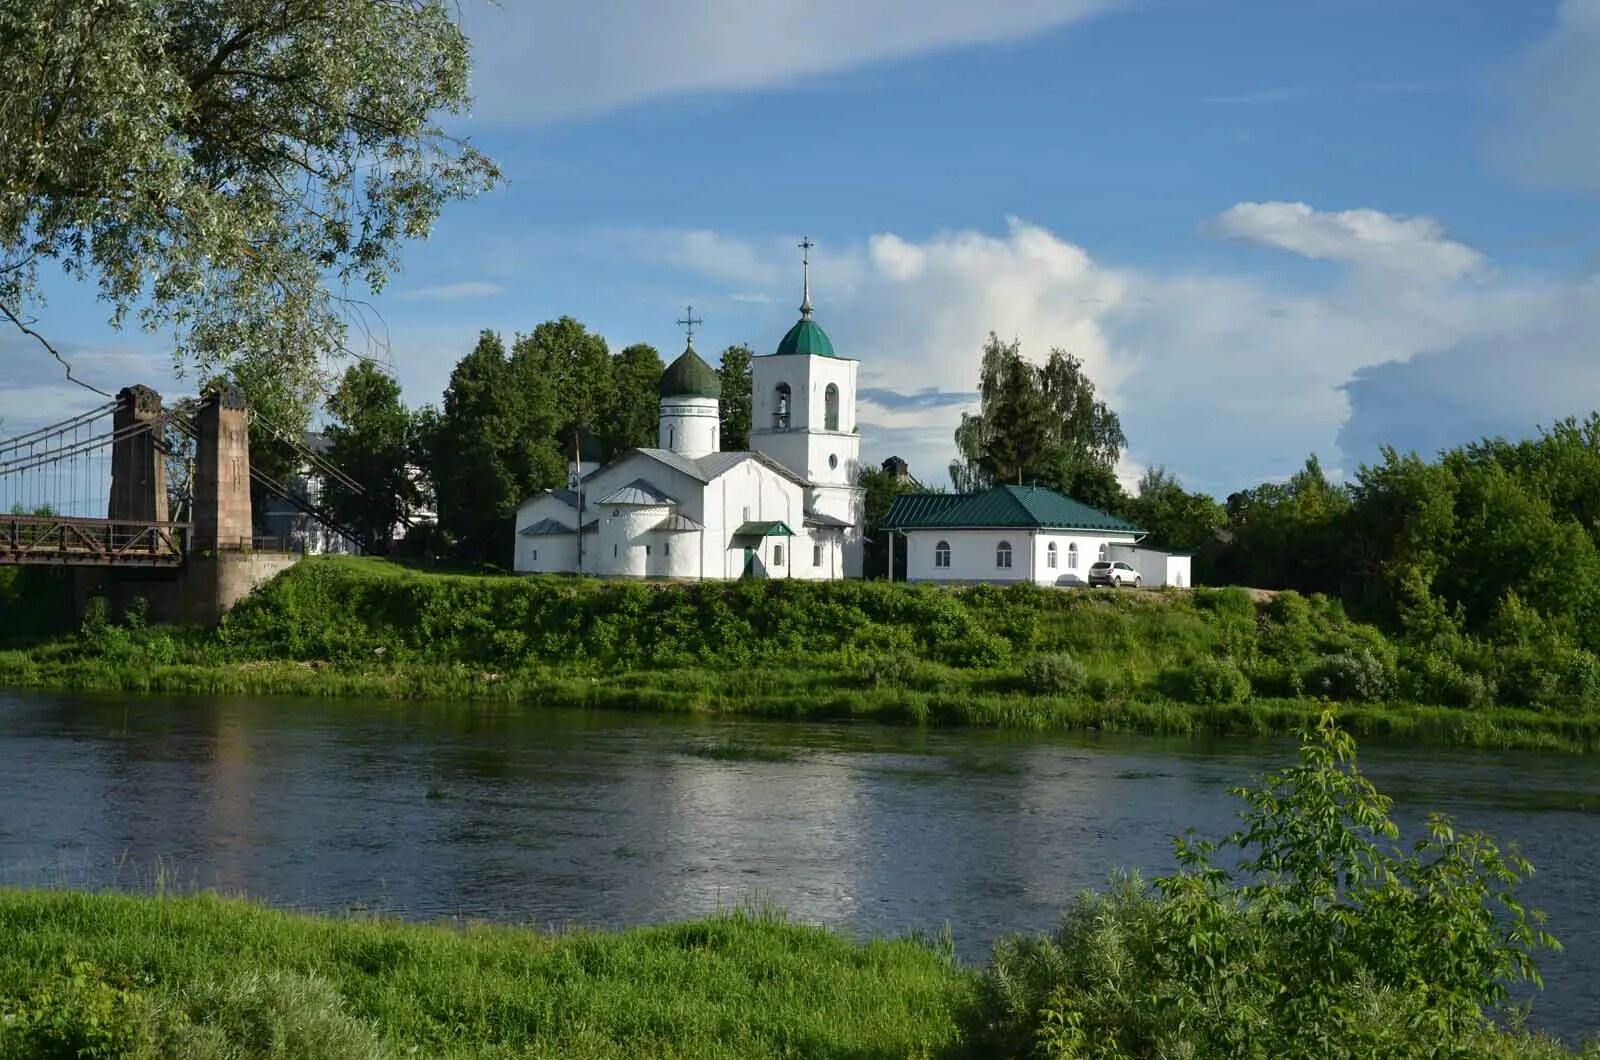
4;557;1599;752
0;890;967;1059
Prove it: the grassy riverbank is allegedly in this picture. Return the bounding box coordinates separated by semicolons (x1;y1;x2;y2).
0;891;966;1059
2;556;1598;750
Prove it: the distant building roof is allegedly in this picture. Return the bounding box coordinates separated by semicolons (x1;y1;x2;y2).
653;512;705;532
599;478;677;506
519;517;575;536
881;484;1143;534
803;512;852;529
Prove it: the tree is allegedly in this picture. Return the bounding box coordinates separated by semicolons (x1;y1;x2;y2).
1124;466;1225;556
1;1;498;396
950;336;1126;495
718;344;754;451
323;362;418;552
431;331;560;565
516;317;613;442
609;343;664;452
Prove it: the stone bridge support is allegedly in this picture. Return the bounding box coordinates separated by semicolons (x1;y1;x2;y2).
78;384;299;626
108;385;168;524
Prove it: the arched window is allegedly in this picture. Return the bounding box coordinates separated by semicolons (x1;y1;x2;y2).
774;383;791;429
1067;542;1079;570
825;383;840;430
814;543;823;567
996;540;1013;569
1046;542;1058;569
934;540;951;569
1097;543;1108;563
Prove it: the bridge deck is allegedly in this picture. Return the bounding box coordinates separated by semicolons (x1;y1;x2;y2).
0;514;187;567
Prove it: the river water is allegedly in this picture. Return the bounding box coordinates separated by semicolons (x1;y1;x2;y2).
1;691;1597;1040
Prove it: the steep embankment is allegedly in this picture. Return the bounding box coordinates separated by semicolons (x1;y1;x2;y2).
2;557;1597;749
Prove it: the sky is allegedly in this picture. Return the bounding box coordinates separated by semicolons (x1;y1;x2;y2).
7;0;1600;497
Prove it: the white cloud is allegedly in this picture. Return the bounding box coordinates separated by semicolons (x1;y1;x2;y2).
1211;201;1484;281
616;207;1594;495
1494;0;1600;192
460;0;1121;122
402;281;506;302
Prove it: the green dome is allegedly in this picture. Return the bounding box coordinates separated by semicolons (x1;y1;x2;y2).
659;346;722;399
774;317;837;358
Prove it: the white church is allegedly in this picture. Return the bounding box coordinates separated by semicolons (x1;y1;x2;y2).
512;254;865;580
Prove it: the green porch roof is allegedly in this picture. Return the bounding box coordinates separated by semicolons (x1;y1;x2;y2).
730;520;794;539
881;485;1142;534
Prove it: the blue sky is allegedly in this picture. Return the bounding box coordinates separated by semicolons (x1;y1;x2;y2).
8;0;1600;496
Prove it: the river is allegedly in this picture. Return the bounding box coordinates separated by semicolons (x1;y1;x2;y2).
1;691;1597;1040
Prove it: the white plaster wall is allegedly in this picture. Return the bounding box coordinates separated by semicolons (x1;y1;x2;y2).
706;458;804;579
659;396;719;457
653;533;702;579
512;493;580;573
598;504;668;576
903;529;1140;584
1108;545;1192;588
1037;532;1138;586
517;534;577;574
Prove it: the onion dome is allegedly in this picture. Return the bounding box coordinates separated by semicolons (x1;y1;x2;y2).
774;317;837;358
659;345;722;399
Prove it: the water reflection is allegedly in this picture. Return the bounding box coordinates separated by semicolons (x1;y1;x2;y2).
1;692;1597;1040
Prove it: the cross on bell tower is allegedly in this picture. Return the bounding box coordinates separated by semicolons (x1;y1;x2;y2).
798;236;815;319
677;304;703;347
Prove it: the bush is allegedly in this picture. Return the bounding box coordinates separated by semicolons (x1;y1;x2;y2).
1304;649;1391;702
962;717;1559;1058
1019;653;1088;695
856;650;919;688
1171;657;1251;705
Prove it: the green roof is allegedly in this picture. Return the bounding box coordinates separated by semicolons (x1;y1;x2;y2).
772;317;837;359
659;346;722;399
731;520;794;539
881;485;1143;534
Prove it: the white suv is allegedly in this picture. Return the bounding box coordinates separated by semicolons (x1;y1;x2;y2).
1087;560;1141;588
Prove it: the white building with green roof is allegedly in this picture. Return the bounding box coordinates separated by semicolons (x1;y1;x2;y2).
511;244;864;580
881;484;1191;588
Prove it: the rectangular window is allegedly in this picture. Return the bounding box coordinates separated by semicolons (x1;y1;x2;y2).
664;542;671;557
774;544;784;566
646;545;652;556
613;544;618;558
814;544;823;566
532;549;538;562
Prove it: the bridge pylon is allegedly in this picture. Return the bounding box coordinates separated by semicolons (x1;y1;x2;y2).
192;385;252;552
109;385;169;524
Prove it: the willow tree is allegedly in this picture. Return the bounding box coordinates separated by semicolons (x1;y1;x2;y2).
0;0;499;394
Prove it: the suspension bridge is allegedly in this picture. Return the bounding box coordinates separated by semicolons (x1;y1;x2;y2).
0;384;363;621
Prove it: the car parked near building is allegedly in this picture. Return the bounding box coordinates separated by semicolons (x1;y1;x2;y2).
1088;560;1141;587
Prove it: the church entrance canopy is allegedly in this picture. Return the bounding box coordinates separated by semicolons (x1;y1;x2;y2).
729;520;794;547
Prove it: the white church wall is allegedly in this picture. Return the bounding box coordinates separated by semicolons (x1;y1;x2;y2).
598;504;669;577
659;395;719;457
517;533;577;574
513;492;580;573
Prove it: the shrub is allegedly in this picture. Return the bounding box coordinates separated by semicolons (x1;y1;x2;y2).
1171;657;1250;705
1019;653;1088;695
962;716;1558;1058
1304;649;1391;702
856;650;919;688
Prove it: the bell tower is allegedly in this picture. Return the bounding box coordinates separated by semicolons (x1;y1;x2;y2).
749;237;864;575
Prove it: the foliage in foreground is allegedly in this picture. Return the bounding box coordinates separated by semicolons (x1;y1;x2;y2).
967;714;1573;1059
